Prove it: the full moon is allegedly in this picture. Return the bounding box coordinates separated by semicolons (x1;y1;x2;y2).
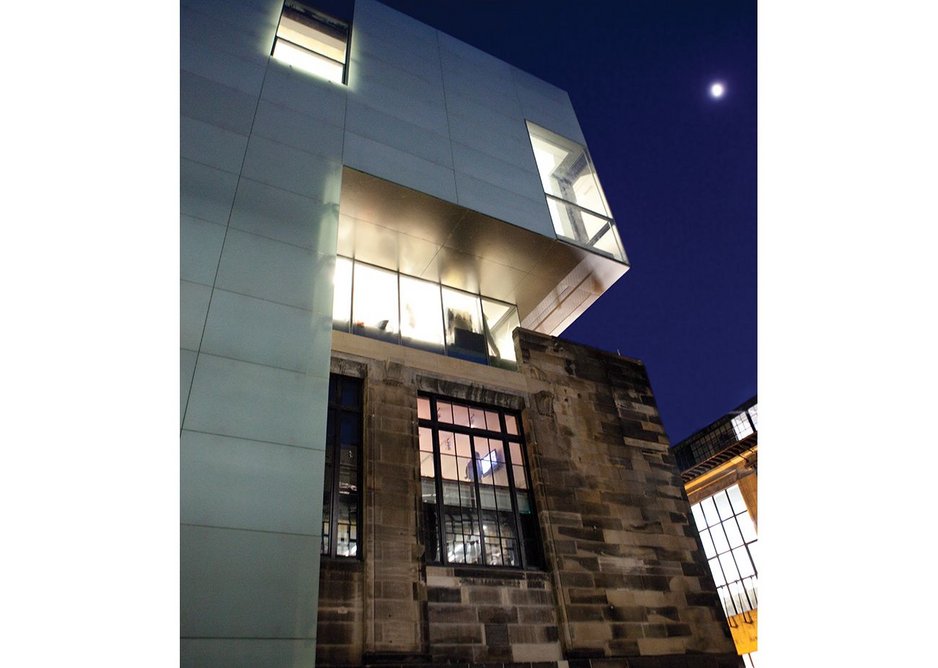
709;82;726;98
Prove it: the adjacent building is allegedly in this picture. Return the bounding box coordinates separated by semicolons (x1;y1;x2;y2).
181;1;740;665
673;398;759;667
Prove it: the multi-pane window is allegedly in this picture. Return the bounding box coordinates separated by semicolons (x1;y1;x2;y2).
526;121;626;261
332;256;521;368
272;1;349;84
691;484;758;617
322;374;362;558
418;395;542;569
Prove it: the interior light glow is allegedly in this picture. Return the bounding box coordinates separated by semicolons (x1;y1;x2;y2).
273;39;344;83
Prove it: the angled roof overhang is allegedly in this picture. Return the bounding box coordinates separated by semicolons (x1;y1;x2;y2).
337;168;629;336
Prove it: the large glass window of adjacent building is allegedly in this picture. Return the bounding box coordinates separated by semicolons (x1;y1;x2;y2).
417;395;543;569
322;374;362;558
272;1;349;84
691;484;758;618
526;121;626;262
332;256;521;369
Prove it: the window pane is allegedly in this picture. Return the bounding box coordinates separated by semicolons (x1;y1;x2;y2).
453;433;471;458
481;298;520;364
277;6;348;63
737;510;758;543
709;558;725;586
418;427;433;452
452;403;470;427
444;509;481;564
724;517;744;549
719;552;740;582
484;411;501;432
710;523;729;554
727;484;748;515
442;287;486;360
508;442;523;467
731;413;753;440
699;529;716;558
436;402;453;424
733;546;756;578
332;256;352;330
701;497;721;528
505;415;519;435
399;275;444;351
515;490;532;514
421;478;437;503
468;406;486;430
417;396;431;420
512;464;527;489
439;453;459;481
272;38;344;83
352;263;399;342
528;122;610;217
545;198;623;260
420;452;435;478
691;503;707;529
714;492;734;521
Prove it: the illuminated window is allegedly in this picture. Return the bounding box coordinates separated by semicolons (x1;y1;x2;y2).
400;275;444;353
481;297;521;366
418;395;542;569
442;286;486;363
323;374;362;558
272;2;349;84
691;484;758;617
352;262;399;343
331;257;521;367
527;121;625;261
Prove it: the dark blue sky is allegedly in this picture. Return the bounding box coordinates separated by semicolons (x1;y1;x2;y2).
377;0;757;443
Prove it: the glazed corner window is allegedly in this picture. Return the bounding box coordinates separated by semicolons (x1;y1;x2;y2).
272;2;349;84
417;395;543;569
526;121;626;261
690;484;758;618
323;374;362;558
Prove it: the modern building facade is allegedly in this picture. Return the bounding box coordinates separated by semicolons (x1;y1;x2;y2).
673;398;759;666
181;0;739;665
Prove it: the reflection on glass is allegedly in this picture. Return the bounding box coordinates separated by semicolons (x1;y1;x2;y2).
332;256;352;330
442;287;486;361
352;263;398;342
482;298;520;365
273;3;348;84
399;275;443;351
529;122;609;216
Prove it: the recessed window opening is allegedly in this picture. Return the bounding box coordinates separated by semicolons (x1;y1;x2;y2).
273;1;349;84
527;121;626;261
323;374;362;558
333;256;521;368
418;395;542;569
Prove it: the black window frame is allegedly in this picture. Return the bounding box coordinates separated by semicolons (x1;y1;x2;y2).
322;373;363;559
417;394;543;570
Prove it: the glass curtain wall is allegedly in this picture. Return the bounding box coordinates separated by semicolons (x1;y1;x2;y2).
333;256;520;368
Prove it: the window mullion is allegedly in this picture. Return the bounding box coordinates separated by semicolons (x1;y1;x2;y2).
429;398;446;565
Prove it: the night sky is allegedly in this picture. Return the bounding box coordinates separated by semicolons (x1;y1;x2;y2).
377;0;758;444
